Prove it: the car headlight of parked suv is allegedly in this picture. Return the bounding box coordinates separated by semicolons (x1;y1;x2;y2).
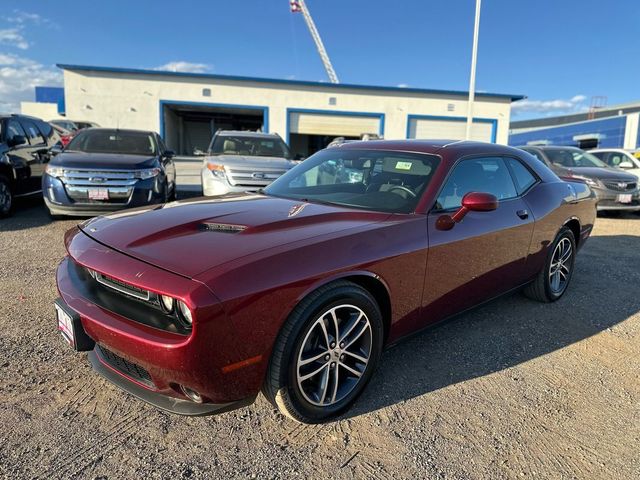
45;165;65;177
570;174;601;188
134;167;161;180
206;163;226;179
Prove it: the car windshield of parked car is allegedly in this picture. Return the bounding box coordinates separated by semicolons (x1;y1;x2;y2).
545;149;608;168
264;149;439;213
210;135;292;159
65;130;157;156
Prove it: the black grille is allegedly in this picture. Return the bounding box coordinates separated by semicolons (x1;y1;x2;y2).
97;345;153;386
603;181;637;192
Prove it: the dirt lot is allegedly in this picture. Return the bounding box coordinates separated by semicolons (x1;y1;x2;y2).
0;197;638;480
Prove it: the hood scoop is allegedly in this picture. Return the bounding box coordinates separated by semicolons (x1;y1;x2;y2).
198;222;247;233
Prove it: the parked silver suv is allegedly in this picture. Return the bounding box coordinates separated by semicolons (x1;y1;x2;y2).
200;131;297;196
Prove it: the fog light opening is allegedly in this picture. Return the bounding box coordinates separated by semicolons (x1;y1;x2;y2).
180;385;203;403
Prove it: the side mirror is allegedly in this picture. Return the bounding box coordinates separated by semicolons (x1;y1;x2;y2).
618;161;634;169
436;192;498;231
164;149;175;159
49;144;63;156
8;135;27;148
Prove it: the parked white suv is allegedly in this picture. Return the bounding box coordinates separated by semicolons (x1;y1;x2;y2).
200;131;298;196
590;148;640;178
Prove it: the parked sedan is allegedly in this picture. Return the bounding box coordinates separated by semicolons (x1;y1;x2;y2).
520;146;640;212
43;128;176;217
589;148;640;178
55;140;595;423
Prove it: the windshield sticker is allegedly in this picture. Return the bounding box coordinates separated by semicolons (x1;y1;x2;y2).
395;161;412;170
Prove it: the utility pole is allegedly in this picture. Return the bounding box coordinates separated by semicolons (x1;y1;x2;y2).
465;0;482;140
290;0;340;84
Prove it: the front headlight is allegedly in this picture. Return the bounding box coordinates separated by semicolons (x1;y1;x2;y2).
571;174;600;188
134;167;161;180
206;163;226;179
45;164;65;177
177;301;193;325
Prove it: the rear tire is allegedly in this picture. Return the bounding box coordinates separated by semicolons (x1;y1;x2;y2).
263;281;383;424
0;175;13;218
524;226;576;302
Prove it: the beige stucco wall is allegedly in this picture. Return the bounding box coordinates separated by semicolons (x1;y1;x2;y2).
62;69;513;144
20;101;63;120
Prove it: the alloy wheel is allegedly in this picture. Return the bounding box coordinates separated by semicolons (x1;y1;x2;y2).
549;237;572;294
296;304;372;407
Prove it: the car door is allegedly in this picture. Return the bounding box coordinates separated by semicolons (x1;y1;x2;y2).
422;156;535;323
4;118;36;195
19;118;48;193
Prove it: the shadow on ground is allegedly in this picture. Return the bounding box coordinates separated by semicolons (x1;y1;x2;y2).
347;234;640;418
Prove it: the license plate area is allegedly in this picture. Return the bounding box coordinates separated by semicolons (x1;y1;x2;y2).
88;188;109;200
54;299;95;351
617;193;632;204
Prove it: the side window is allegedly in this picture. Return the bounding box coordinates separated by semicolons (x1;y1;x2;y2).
590;151;606;161
506;158;537;195
35;120;53;139
526;149;547;164
20;119;45;145
6;119;27;143
436;157;517;210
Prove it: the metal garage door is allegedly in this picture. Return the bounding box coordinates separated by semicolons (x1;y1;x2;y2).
408;117;494;142
289;111;381;137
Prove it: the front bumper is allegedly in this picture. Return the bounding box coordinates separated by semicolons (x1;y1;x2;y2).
593;187;640;211
89;347;254;416
43;174;165;217
55;229;264;414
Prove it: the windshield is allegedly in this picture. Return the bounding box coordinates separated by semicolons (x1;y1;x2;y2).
66;130;157;156
264;149;439;213
210;135;291;159
545;149;608;168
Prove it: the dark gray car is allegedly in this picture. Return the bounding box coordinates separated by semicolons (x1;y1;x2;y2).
520;146;640;213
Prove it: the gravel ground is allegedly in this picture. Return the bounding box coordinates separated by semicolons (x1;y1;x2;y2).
0;197;638;480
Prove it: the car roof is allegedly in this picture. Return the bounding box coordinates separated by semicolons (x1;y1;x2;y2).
216;130;277;137
76;127;156;135
338;139;528;162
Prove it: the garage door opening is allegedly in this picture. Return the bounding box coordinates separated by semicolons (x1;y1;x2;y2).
407;116;496;143
161;102;267;156
288;110;383;158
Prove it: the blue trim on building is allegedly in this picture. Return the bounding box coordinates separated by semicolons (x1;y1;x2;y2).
406;114;497;143
285;108;385;144
35;86;65;114
57;64;525;102
509;116;627;148
158;100;269;139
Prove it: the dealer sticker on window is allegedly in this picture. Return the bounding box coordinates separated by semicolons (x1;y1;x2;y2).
395;161;412;170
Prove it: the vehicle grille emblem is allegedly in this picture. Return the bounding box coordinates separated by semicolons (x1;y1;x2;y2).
618;182;627;189
252;172;266;179
89;176;107;183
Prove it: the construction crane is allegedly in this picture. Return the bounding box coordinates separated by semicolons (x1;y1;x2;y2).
290;0;340;83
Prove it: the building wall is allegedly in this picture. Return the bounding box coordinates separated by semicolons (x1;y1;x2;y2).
20;102;63;120
62;70;513;144
509;116;629;148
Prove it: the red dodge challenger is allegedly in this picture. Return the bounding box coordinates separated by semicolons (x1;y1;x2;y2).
55;140;596;423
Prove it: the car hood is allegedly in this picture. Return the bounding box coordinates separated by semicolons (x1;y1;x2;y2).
567;167;638;182
78;194;390;278
52;152;158;169
205;154;296;170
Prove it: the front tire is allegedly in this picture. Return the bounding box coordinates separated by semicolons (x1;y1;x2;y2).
263;281;384;423
524;226;576;302
0;175;13;218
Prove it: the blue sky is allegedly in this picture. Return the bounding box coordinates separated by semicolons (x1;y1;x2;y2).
1;0;638;119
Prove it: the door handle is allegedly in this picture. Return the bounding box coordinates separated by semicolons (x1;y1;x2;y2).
517;209;529;220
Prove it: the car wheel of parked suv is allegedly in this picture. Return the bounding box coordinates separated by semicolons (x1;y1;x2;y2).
263;281;384;423
524;227;576;303
0;175;13;218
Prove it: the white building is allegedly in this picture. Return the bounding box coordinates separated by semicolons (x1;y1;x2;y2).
23;64;523;157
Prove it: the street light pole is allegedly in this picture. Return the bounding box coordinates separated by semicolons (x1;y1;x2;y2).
465;0;482;140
